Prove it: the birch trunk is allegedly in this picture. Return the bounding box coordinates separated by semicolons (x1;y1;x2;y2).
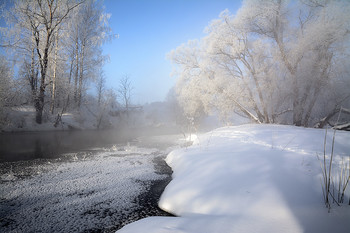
50;32;59;114
78;42;85;107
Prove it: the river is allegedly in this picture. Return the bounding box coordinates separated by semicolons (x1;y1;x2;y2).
0;127;178;162
0;128;183;232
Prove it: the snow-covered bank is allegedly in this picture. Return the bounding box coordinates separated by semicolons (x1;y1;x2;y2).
0;105;118;132
117;124;350;233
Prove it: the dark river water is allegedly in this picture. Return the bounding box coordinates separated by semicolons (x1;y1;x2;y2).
0;129;134;162
0;127;181;232
0;127;180;162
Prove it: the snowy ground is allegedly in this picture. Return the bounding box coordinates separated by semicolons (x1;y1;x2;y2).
117;124;350;233
0;135;183;232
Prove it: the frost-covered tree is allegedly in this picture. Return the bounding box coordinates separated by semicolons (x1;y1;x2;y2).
0;55;13;125
170;0;350;127
168;40;209;124
1;0;83;124
235;0;350;126
118;75;133;116
83;86;118;129
65;0;111;107
96;71;106;105
203;10;281;123
0;56;12;105
1;0;113;126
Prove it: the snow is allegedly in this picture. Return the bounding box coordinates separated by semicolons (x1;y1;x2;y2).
117;124;350;233
0;145;169;232
1;105;119;132
185;134;198;142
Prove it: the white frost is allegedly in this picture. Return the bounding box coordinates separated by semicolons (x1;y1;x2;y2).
0;147;167;232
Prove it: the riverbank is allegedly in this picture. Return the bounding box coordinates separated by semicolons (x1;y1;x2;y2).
118;124;350;233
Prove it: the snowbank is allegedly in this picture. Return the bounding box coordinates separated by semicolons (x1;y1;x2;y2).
117;124;350;233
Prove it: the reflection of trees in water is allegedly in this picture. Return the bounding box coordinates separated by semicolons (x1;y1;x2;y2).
1;129;137;162
34;135;63;159
34;139;44;159
54;133;63;149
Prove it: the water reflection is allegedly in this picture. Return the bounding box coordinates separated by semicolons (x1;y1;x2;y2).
0;126;181;162
0;129;134;162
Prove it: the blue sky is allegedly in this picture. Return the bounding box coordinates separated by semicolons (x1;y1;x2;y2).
102;0;242;104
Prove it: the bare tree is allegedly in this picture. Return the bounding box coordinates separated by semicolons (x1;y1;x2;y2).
118;75;133;117
96;71;106;105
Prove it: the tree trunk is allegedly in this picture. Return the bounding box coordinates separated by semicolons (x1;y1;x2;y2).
315;108;340;128
273;10;302;126
35;40;50;124
22;0;83;124
50;32;59;114
78;42;85;107
232;99;261;123
74;39;79;104
30;45;38;101
241;54;270;123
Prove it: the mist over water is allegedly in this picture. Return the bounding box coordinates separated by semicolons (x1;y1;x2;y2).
0;125;185;232
0;126;181;162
